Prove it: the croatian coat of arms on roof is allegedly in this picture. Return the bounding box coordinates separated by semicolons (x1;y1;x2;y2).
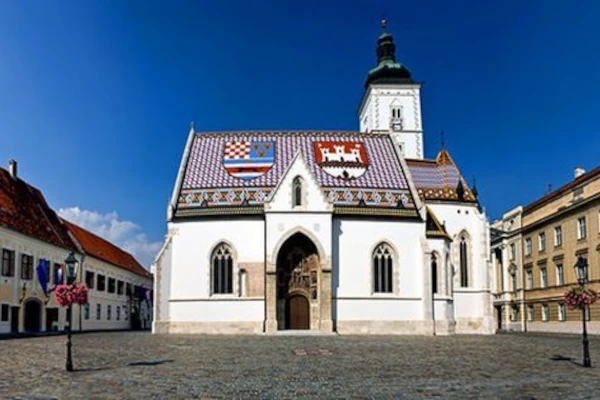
223;140;275;180
314;142;368;179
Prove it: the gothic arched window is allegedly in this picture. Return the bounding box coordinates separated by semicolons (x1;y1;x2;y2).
373;243;394;293
432;253;438;294
459;236;469;287
212;243;234;294
293;177;303;207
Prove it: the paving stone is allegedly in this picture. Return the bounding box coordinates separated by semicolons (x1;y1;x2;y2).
0;332;599;399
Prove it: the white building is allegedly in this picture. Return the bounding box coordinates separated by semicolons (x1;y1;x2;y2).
0;160;153;334
153;23;494;335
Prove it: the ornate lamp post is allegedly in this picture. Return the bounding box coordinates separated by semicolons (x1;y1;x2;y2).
64;252;78;371
574;256;591;368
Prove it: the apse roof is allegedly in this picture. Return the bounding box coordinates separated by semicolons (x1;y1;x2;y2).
173;131;420;217
406;149;477;203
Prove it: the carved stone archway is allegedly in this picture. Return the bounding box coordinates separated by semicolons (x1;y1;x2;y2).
266;231;332;332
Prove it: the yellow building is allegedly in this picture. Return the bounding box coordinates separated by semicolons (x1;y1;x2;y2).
492;166;600;333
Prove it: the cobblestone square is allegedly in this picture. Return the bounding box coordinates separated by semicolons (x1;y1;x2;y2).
1;332;599;399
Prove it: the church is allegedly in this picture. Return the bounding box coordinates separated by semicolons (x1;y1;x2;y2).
152;22;494;335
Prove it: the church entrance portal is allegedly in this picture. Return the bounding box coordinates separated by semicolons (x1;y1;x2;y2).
24;300;41;332
276;233;319;330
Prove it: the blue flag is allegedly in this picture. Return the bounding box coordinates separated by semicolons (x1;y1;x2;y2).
37;259;48;295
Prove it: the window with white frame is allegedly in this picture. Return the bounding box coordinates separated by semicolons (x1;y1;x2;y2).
556;263;564;286
527;305;534;322
540;267;547;288
525;238;532;256
542;304;549;321
373;243;394;293
538;232;546;251
554;226;562;247
459;235;470;288
578;217;587;239
510;305;518;322
84;304;90;320
431;254;438;295
96;304;101;320
107;305;112;320
117;306;120;321
510;244;516;260
390;105;403;132
558;303;566;321
526;269;533;289
212;243;234;294
292;176;303;207
510;271;517;292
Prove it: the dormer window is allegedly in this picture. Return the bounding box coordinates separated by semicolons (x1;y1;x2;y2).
390;105;403;132
293;177;303;207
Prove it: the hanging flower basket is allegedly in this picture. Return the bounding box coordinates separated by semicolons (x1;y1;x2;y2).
54;283;89;307
564;285;598;311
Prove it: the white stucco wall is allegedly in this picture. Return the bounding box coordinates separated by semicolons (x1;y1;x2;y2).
428;202;494;333
168;218;266;323
333;218;426;321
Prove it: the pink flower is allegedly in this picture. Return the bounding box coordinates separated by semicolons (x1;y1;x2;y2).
54;283;89;307
564;285;598;310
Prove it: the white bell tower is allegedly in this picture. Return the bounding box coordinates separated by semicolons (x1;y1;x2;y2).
358;20;424;159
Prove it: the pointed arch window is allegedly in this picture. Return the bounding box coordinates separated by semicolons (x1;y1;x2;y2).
373;243;394;293
431;253;438;294
459;236;469;287
212;243;234;294
293;177;303;207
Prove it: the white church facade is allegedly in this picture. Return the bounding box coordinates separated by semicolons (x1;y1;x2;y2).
153;23;494;335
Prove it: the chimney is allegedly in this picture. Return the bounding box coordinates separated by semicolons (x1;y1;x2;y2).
8;159;17;180
574;167;586;179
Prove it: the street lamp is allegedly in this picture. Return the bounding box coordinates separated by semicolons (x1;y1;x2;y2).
575;256;591;368
64;252;78;372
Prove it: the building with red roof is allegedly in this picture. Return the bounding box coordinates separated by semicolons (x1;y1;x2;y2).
0;160;152;334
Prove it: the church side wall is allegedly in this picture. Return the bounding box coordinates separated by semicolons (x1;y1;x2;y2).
428;203;494;334
333;218;434;334
166;218;265;334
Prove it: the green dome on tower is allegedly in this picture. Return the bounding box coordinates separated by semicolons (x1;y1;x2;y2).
364;20;414;88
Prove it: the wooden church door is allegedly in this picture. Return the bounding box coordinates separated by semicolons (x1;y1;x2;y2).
287;294;309;329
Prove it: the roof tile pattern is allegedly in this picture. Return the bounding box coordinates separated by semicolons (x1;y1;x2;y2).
179;132;415;209
0;167;77;250
64;220;151;278
407;150;476;202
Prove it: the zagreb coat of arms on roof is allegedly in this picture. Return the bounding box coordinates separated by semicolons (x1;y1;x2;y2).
314;141;368;179
224;140;275;180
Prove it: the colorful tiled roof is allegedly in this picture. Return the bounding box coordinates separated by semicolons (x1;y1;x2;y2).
64;220;152;279
406;149;477;203
176;131;417;212
0;167;77;251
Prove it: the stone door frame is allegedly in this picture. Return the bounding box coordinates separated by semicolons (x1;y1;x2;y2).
265;227;332;333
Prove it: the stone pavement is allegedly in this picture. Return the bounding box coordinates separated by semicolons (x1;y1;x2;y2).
1;331;599;399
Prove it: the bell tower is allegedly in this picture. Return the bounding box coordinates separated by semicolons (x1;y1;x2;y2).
358;20;424;159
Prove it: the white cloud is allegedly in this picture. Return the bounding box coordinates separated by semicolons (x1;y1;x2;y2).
58;207;162;269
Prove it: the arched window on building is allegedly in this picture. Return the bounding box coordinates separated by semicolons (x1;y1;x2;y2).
431;253;438;294
212;243;234;294
373;243;394;293
293;177;303;207
459;235;470;288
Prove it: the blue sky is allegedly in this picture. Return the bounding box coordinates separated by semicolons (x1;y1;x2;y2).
1;1;599;266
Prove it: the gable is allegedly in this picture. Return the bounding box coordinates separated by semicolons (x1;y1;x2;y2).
265;151;331;212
